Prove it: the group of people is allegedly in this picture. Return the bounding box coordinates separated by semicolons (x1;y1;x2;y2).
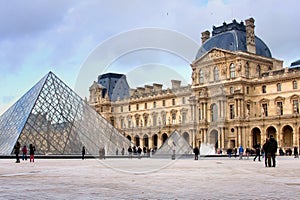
278;147;299;158
231;135;278;167
128;146;147;159
14;141;36;163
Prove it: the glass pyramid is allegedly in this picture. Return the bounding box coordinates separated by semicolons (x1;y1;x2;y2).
153;131;193;158
0;72;132;156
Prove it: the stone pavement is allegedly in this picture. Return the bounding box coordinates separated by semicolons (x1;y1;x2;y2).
0;156;299;200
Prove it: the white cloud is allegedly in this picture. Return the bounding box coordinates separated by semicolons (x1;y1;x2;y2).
1;0;300;115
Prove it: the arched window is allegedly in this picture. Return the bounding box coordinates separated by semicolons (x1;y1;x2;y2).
230;63;235;78
211;104;218;122
245;62;250;78
199;69;204;84
214;66;219;81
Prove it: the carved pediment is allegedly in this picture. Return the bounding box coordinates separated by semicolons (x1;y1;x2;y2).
274;96;285;104
194;48;235;65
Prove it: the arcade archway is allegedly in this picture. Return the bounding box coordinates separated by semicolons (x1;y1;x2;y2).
209;129;218;150
282;125;293;147
252;127;261;147
183;132;189;144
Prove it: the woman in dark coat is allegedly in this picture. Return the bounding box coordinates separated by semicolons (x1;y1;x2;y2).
29;144;36;162
14;141;21;163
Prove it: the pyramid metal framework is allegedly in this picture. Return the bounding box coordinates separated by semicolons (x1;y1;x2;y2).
153;131;193;157
0;72;132;156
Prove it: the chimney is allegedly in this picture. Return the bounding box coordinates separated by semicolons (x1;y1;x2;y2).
153;83;162;92
201;30;210;44
245;17;256;54
144;85;153;93
171;80;181;89
136;87;145;95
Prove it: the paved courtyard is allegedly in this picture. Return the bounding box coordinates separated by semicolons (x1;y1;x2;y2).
0;156;299;199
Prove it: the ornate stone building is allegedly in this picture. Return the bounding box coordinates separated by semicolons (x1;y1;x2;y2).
89;18;300;153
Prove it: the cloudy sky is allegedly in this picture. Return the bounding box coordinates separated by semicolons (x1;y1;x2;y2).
1;0;300;115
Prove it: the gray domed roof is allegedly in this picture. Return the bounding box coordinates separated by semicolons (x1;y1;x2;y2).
196;20;272;60
290;60;300;68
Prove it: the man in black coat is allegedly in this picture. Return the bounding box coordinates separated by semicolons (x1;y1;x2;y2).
253;143;261;162
193;146;200;160
262;139;269;167
267;135;278;167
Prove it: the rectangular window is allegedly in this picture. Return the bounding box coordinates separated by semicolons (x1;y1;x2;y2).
262;85;266;93
172;113;176;124
230;104;235;119
136;104;139;110
111;107;114;112
172;98;175;106
277;83;281;92
162;100;166;106
145;103;147;109
121;119;124;129
153;115;157;126
162;114;166;125
128;105;131;111
276;102;283;115
182;113;186;124
246;104;250;118
121;106;123;112
262;103;268;117
246;87;249;94
293;100;299;114
293;81;298;89
182;97;186;104
153;101;156;108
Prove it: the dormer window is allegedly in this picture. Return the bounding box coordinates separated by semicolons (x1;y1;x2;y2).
230;63;235;78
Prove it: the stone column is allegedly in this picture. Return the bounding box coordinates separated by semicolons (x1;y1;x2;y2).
238;127;242;146
218;127;222;149
221;127;225;149
140;135;144;148
235;99;238;118
204;129;207;143
148;136;153;149
293;128;297;146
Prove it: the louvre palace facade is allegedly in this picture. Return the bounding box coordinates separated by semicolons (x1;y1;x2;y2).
89;18;300;153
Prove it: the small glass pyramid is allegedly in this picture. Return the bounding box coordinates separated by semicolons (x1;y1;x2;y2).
153;131;193;157
0;72;131;156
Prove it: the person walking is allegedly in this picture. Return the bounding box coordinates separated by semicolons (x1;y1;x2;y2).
193;146;200;160
128;146;133;159
137;146;142;159
234;148;237;158
82;146;86;160
238;145;244;160
267;135;278;167
22;145;28;161
294;146;299;158
29;144;36;162
102;147;105;160
253;143;261;162
263;138;269;167
121;147;125;156
14;141;21;163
